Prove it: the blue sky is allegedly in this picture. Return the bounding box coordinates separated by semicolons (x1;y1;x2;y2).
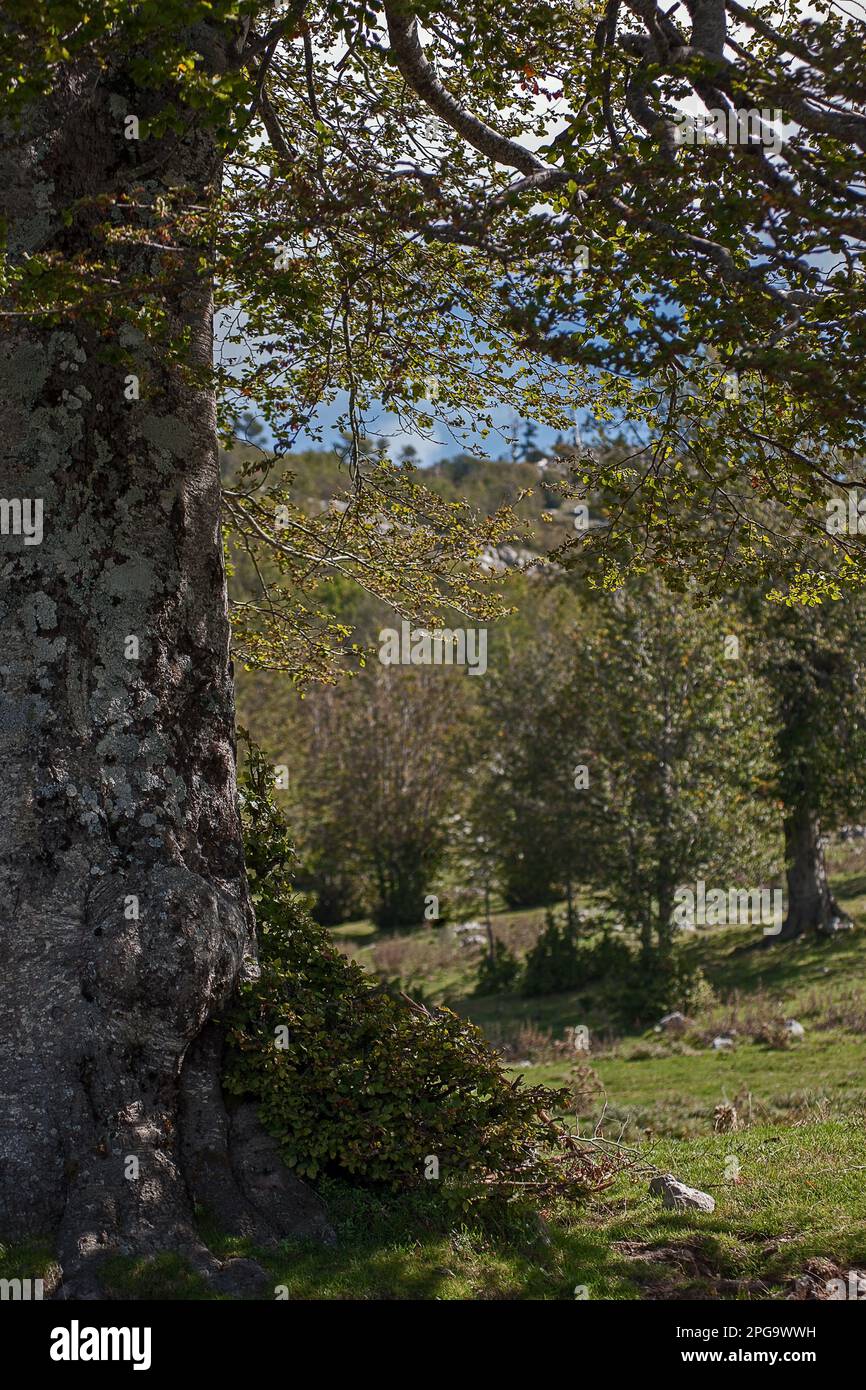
284;390;583;464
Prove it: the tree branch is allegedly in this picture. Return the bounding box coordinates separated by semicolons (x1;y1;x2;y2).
383;1;565;180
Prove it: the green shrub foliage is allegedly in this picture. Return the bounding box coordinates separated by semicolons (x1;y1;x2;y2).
475;908;707;1026
224;745;609;1199
473;939;521;996
521;911;585;996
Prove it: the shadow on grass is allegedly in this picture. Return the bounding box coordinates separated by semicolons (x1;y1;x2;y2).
101;1252;215;1301
253;1223;645;1301
700;924;862;998
205;1180;651;1301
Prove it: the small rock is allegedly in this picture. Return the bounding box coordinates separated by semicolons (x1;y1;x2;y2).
649;1173;716;1213
788;1256;845;1300
712;1035;734;1050
821;915;853;935
785;1018;805;1039
657;1011;688;1035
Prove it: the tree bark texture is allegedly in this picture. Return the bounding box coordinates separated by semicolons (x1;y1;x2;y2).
0;37;329;1296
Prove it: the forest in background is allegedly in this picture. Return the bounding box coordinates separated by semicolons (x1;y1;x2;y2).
231;445;866;1026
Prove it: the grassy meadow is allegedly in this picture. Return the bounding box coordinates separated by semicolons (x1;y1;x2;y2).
7;848;864;1301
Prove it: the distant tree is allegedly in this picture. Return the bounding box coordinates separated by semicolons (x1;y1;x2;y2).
756;595;866;939
472;587;585;909
450;807;499;948
283;692;367;926
521;910;583;996
568;583;777;961
519;420;543;464
296;665;468;929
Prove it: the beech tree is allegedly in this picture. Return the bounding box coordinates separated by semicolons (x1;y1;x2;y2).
291;665;468;928
470;585;585;910
0;1;503;1295
566;582;777;957
758;595;866;939
1;0;863;1295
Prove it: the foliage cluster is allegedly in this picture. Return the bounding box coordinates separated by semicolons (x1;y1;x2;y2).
224;743;615;1200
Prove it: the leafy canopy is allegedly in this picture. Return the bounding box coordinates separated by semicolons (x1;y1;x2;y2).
4;1;866;667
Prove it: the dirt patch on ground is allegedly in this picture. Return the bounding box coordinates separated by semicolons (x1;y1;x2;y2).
786;1256;866;1300
612;1238;769;1299
612;1240;864;1300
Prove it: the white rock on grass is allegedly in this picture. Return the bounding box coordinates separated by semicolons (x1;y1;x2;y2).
712;1035;734;1050
649;1173;716;1213
656;1010;688;1034
785;1019;805;1039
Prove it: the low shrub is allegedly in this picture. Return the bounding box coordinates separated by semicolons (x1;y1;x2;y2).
521;911;584;995
224;744;617;1202
473;906;714;1029
474;939;520;995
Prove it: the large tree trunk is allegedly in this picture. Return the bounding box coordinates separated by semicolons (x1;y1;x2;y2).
778;805;851;940
0;35;329;1297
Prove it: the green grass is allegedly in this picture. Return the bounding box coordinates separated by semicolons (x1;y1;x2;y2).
269;850;866;1300
592;1119;866;1299
488;882;866;1140
100;1253;214;1300
4;855;864;1300
539;1032;866;1136
8;1118;863;1300
0;1238;60;1296
329;861;866;1139
201;1118;866;1299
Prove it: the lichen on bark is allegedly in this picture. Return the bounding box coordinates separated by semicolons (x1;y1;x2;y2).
0;32;329;1297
